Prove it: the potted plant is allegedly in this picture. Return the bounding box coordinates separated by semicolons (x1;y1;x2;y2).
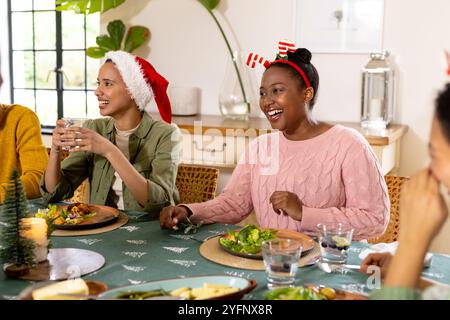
55;0;150;58
86;19;150;59
55;0;126;14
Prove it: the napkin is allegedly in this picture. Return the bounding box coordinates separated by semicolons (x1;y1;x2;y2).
358;242;433;267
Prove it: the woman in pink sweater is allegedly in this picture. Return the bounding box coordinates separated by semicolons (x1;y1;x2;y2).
160;46;390;240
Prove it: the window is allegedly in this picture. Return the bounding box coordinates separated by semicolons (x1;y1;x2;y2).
7;0;100;130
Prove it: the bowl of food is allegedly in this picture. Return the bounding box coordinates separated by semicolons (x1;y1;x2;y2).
265;285;368;300
99;275;257;300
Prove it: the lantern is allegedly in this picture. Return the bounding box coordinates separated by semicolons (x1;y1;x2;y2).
361;51;395;129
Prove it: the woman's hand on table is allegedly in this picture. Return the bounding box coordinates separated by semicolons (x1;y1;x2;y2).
160;206;190;229
269;191;303;221
360;252;392;279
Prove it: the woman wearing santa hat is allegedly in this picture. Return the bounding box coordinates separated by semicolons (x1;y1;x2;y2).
41;51;179;213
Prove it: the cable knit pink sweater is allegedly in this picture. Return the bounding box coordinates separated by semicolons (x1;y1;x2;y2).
186;125;390;240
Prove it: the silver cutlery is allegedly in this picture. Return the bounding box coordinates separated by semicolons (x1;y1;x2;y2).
316;261;361;273
189;234;220;243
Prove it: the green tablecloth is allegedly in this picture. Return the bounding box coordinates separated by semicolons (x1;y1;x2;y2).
1;199;450;300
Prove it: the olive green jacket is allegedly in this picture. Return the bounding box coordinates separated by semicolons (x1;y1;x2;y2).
40;113;180;214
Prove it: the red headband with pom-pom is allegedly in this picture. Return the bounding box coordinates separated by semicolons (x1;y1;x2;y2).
246;40;311;88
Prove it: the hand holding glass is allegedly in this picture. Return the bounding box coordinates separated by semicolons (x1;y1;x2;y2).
61;118;88;151
262;239;302;289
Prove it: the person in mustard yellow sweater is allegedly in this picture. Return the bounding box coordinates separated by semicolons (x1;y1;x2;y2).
0;103;48;202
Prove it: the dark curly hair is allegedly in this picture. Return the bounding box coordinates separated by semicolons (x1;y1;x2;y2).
267;48;320;108
435;83;450;141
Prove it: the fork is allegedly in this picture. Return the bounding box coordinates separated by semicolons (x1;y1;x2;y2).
189;234;220;243
316;261;361;273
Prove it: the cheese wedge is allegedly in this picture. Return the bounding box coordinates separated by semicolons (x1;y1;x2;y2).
170;287;190;297
204;283;234;289
32;279;89;300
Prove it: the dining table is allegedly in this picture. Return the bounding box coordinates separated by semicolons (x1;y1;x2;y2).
1;198;450;300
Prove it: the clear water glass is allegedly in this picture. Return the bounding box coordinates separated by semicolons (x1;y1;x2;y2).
262;239;302;290
61;117;88;151
317;223;354;271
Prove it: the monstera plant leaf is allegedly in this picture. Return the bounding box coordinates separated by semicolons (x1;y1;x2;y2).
86;47;107;59
86;20;150;59
124;26;150;53
55;0;126;14
107;19;126;50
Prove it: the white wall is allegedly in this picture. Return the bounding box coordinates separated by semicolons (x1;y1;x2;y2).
100;0;450;253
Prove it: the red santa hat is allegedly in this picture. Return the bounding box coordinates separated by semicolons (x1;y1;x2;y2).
104;51;172;123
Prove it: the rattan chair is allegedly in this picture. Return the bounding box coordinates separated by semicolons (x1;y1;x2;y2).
46;148;89;203
45;150;219;204
368;175;409;244
175;164;219;204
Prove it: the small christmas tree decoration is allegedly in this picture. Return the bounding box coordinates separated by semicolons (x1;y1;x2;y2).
0;169;36;277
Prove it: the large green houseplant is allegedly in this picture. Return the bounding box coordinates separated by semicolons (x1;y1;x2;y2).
55;0;150;58
86;19;150;59
55;0;126;14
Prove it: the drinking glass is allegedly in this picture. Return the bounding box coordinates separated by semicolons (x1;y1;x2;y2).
262;239;302;290
61;117;88;151
317;223;354;272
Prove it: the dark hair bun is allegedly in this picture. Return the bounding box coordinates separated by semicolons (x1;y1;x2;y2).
288;48;312;64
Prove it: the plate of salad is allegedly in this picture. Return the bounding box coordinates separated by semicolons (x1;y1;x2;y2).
265;285;368;300
35;203;120;230
218;225;315;260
